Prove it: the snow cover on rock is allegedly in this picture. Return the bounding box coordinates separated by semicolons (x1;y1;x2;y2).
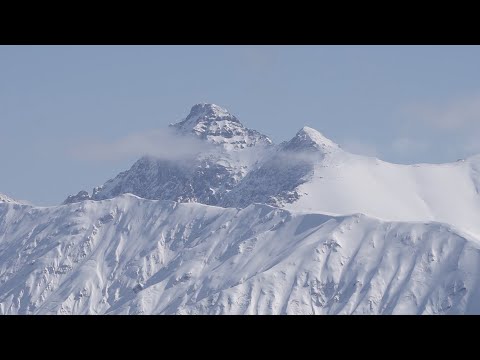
63;191;91;205
0;193;21;204
171;103;272;150
74;104;273;206
1;195;480;315
282;126;340;153
224;127;480;239
13;103;480;315
0;194;15;203
221;126;339;208
65;104;480;239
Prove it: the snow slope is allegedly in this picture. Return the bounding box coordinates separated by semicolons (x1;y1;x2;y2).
22;103;480;315
1;195;480;315
224;127;480;238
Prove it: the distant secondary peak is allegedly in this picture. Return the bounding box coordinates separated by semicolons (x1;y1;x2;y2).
298;126;338;147
0;193;19;204
63;190;91;205
283;126;339;153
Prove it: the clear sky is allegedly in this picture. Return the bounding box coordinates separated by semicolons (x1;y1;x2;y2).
2;45;480;205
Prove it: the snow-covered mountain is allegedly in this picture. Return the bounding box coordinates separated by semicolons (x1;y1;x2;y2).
2;195;479;315
65;104;273;206
65;104;480;238
223;126;480;239
170;103;272;150
6;102;480;315
221;126;339;208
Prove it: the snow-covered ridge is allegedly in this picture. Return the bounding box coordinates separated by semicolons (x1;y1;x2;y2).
1;194;480;314
7;103;480;315
0;193;22;204
63;103;480;240
0;194;14;203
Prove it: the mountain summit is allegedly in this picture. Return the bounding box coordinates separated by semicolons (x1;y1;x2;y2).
66;104;273;205
171;103;272;150
177;103;240;126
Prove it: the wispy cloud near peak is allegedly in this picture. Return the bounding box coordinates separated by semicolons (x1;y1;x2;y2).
70;128;213;162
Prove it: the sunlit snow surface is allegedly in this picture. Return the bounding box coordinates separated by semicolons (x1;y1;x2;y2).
1;195;480;314
6;103;480;315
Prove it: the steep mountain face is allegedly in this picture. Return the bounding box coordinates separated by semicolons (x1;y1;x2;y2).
170;103;272;150
66;104;273;206
221;127;340;208
2;195;480;315
90;155;244;205
220;127;480;239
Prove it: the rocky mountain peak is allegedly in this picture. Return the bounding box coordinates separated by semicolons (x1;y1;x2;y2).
0;193;18;204
171;103;272;150
186;103;239;124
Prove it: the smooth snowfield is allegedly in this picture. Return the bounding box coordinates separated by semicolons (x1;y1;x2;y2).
1;195;480;315
287;150;480;238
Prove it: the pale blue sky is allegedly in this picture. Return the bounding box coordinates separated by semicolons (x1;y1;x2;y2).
2;45;480;205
